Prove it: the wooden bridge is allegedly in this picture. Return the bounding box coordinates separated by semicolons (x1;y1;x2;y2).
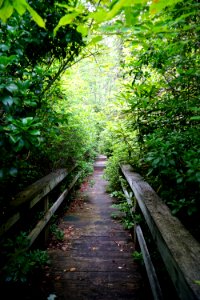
1;155;200;300
44;155;147;299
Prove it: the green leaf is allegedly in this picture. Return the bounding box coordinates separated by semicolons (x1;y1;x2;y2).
14;139;25;152
9;134;20;144
6;83;18;93
22;117;34;125
26;4;45;29
177;177;183;184
190;107;200;111
150;0;182;15
0;44;9;51
125;7;139;26
2;96;14;106
152;157;161;166
106;0;141;21
9;167;18;177
54;12;78;36
89;36;103;45
77;25;88;37
0;0;13;23
24;99;37;107
0;55;16;66
17;80;30;90
29;130;40;136
90;9;107;23
107;0;125;18
190;116;200;120
13;0;27;15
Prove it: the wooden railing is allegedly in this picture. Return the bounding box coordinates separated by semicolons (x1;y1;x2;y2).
120;164;200;300
0;165;81;249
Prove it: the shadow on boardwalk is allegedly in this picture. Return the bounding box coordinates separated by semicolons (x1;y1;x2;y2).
43;155;152;300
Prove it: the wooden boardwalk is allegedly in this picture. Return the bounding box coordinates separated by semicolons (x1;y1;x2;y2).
45;155;151;300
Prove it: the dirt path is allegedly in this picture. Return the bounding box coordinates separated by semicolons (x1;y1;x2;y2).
45;155;151;300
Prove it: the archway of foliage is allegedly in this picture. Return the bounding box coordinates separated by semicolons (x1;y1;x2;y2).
0;0;200;240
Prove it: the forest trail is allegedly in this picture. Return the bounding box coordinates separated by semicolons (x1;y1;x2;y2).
44;155;150;300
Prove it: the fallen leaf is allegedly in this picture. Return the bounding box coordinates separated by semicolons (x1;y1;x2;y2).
69;267;76;272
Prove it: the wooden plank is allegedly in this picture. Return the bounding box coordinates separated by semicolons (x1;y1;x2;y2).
48;255;137;272
0;213;20;237
121;164;200;300
136;225;163;300
10;166;76;209
121;170;163;299
44;196;50;243
28;172;81;247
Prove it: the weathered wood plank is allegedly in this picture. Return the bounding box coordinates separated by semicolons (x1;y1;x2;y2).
121;164;200;300
44;195;50;242
121;176;164;300
28;172;81;247
136;225;163;300
10;167;75;209
0;213;20;237
48;255;137;272
0;166;76;237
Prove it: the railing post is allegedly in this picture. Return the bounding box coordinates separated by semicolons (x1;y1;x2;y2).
133;202;140;251
43;195;50;244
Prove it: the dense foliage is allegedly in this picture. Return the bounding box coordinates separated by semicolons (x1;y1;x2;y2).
100;0;200;239
0;0;98;212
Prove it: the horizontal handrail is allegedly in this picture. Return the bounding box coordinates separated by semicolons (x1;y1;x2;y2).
0;165;76;237
136;225;163;300
120;164;200;300
10;166;76;208
27;172;81;248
